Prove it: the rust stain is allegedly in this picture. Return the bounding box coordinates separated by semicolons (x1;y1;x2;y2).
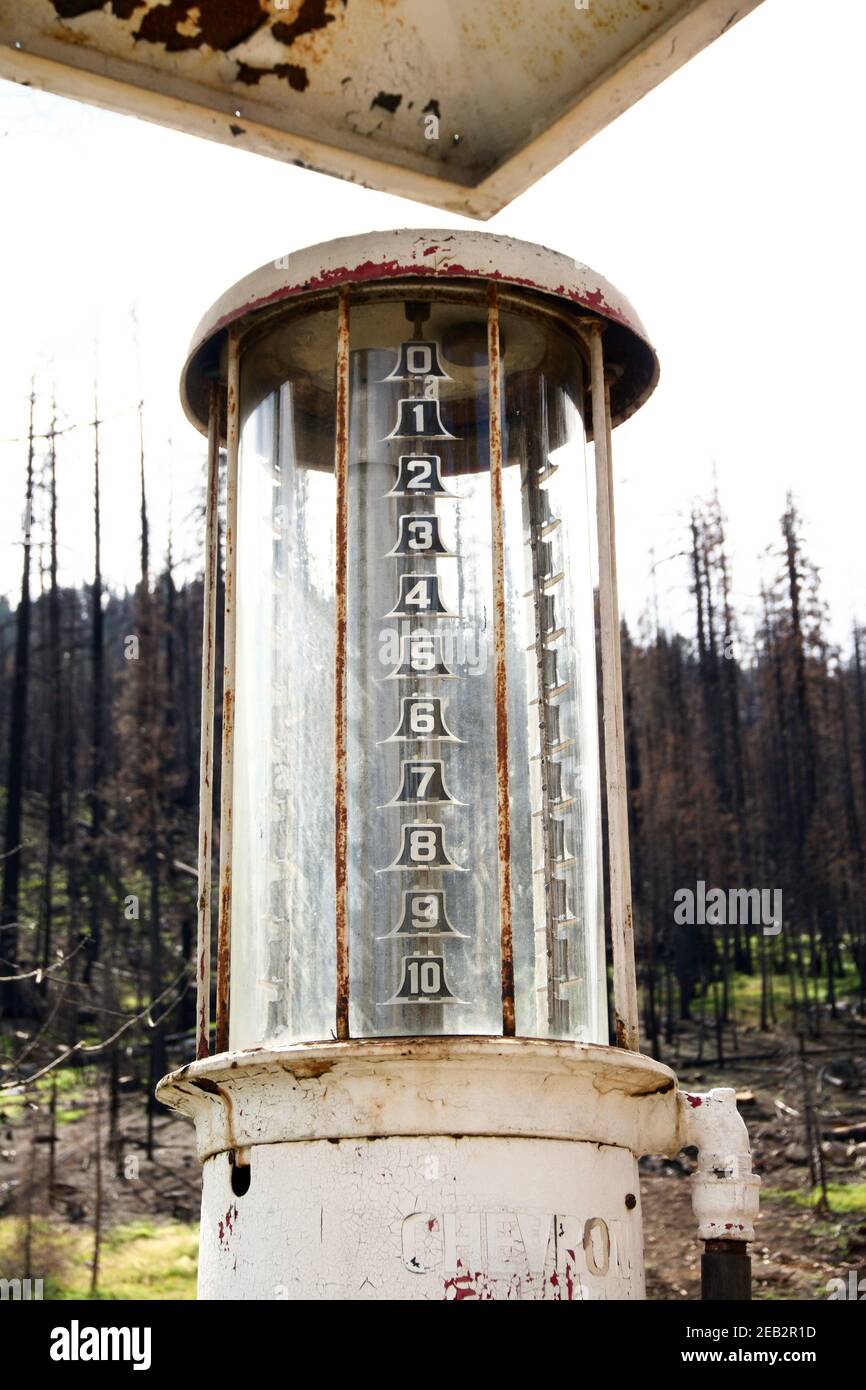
235;61;309;91
196;376;221;1062
280;1058;336;1080
196;943;209;1058
210;261;632;357
272;0;336;48
215;873;232;1052
133;0;268;53
370;91;402;114
221;683;234;739
333;286;350;1042
54;0;347;90
487;283;515;1037
215;332;239;1057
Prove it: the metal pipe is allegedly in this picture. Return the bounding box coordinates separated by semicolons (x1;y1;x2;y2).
487;283;515;1036
701;1241;752;1300
215;326;240;1055
334;286;351;1041
586;321;639;1051
195;379;221;1060
679;1086;759;1297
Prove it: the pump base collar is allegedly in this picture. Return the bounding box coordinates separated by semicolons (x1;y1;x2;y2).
157;1036;680;1163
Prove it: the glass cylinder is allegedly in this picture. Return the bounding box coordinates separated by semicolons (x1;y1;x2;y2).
231;285;606;1050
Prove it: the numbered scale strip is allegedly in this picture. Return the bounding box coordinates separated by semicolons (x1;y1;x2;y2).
378;336;465;1008
523;428;576;1036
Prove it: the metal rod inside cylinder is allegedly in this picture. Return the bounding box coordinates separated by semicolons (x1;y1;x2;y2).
215;327;240;1054
334;286;351;1040
587;323;639;1051
195;380;220;1059
487;283;515;1036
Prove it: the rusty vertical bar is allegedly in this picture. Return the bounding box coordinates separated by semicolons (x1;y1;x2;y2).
195;379;220;1059
216;326;240;1054
334;286;351;1041
487;283;515;1036
587;321;639;1051
603;370;637;1038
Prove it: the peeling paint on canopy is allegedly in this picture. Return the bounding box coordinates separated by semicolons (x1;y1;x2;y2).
0;0;763;218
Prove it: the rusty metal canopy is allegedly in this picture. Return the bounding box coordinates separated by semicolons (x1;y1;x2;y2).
180;228;659;435
0;0;762;219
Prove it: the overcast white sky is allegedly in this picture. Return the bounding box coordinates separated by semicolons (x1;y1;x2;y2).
1;0;863;650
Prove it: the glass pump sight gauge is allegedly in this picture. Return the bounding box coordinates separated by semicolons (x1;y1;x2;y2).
159;232;760;1308
234;290;600;1047
178;231;658;1060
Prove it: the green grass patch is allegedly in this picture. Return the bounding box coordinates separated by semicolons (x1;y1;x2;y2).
0;1217;198;1300
762;1182;866;1215
653;951;864;1033
1;1064;96;1126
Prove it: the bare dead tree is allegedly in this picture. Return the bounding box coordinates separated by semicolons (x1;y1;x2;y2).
1;387;37;1016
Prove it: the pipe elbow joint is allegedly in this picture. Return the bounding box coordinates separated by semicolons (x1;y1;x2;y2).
678;1086;760;1243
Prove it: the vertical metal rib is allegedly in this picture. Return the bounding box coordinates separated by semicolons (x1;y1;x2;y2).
604;371;637;1037
586;321;639;1051
334;286;351;1040
487;283;515;1036
195;379;220;1059
216;326;240;1055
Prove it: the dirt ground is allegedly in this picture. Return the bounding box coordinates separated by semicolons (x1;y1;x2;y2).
2;1017;865;1300
643;1026;866;1300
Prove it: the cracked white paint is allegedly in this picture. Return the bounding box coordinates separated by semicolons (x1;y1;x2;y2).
157;1038;680;1162
199;1136;644;1301
160;1040;757;1298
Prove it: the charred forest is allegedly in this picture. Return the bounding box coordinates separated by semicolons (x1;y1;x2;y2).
1;391;865;1297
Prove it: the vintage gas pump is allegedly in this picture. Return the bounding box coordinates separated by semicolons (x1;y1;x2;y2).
157;230;759;1300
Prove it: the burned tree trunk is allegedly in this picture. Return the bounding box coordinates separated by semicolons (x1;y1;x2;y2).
1;389;36;1015
85;386;106;982
40;399;65;980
